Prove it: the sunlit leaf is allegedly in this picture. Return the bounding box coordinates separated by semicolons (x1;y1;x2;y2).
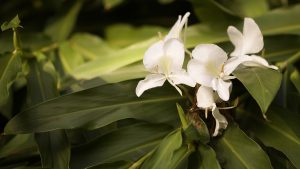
1;15;21;31
290;69;300;93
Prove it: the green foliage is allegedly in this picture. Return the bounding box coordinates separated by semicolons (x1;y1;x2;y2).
0;1;300;169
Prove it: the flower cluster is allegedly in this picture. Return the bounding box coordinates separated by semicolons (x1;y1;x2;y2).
136;12;277;136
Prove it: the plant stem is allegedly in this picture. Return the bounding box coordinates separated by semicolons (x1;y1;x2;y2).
12;28;22;54
277;50;300;70
38;43;58;53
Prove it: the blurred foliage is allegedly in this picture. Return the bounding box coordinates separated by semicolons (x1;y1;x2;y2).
0;0;299;169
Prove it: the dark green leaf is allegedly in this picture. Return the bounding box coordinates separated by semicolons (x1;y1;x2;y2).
233;67;282;114
290;69;300;93
26;59;70;169
238;108;300;168
0;53;22;108
214;124;273;169
1;15;21;31
5;80;183;134
198;144;221;169
87;161;131;169
71;123;172;169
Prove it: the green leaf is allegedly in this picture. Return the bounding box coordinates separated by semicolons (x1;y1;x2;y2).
70;123;172;169
1;15;21;31
4;80;183;134
87;161;131;169
198;144;221;169
0;134;36;158
214;124;273;169
105;24;167;48
26;59;70;169
238;108;300;168
70;37;157;80
69;33;114;60
141;129;183;169
59;41;85;73
189;0;237;27
35;130;70;169
0;53;22;108
44;0;83;42
290;69;300;93
216;0;269;17
233;67;282;114
103;0;124;10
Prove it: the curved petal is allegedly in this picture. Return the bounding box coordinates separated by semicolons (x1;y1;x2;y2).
212;78;232;101
242;18;264;55
143;40;164;72
243;55;278;70
165;12;190;41
163;38;185;72
187;59;216;87
227;26;244;57
191;44;227;68
212;106;228;137
136;74;166;97
223;55;251;75
196;86;215;109
169;69;196;87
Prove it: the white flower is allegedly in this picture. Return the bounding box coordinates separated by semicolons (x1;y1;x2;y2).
187;44;236;101
196;86;228;137
136;12;195;97
227;18;278;70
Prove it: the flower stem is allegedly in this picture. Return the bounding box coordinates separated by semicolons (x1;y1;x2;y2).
277;50;300;70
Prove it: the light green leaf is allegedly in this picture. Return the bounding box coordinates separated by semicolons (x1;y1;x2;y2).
44;0;83;42
69;33;114;60
70;123;172;169
59;41;85;73
290;69;300;93
233;67;282;114
4;80;183;134
0;53;22;108
1;15;21;31
214;124;273;169
238;108;300;168
141;129;183;169
105;24;167;48
70;37;157;80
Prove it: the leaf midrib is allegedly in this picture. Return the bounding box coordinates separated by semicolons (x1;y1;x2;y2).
222;137;251;169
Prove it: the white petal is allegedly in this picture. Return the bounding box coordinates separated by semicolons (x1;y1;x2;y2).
212;78;232;101
167;79;183;96
242;18;264;55
169;69;196;87
143;40;164;72
223;55;251;75
227;26;244;57
196;86;215;109
212;105;228;137
243;55;278;70
187;59;216;87
163;39;185;72
191;44;228;67
136;74;166;97
165;12;190;41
